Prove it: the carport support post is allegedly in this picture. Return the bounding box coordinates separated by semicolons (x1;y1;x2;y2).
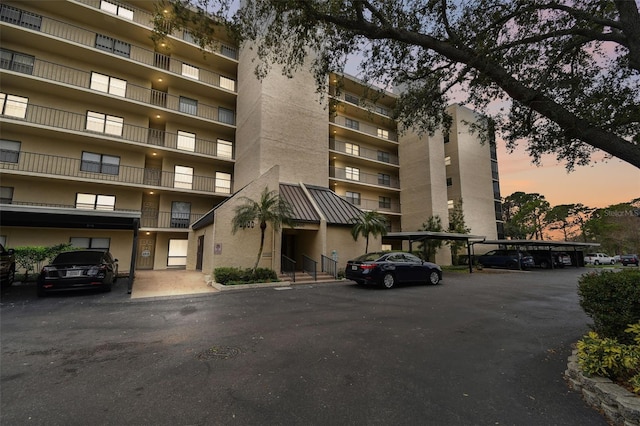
128;219;139;294
467;239;473;274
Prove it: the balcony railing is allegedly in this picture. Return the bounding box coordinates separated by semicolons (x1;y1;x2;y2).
330;115;398;142
1;55;235;123
329;86;393;118
74;0;238;60
330;166;400;189
0;4;237;89
140;210;205;229
341;196;401;213
0;102;234;159
329;138;399;165
0;150;232;194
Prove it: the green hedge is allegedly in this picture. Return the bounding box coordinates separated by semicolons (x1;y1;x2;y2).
214;267;278;285
578;269;640;345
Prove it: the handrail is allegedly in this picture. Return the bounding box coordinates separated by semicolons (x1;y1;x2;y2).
302;255;317;281
321;254;338;279
281;255;296;283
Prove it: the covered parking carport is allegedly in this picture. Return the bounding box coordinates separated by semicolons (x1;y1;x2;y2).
383;231;486;273
0;204;141;293
471;239;601;269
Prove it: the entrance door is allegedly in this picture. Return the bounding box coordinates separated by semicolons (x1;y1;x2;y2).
136;237;155;270
196;235;204;270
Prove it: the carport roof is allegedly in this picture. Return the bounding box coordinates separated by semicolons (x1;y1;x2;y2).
0;204;140;230
384;231;486;242
475;239;600;249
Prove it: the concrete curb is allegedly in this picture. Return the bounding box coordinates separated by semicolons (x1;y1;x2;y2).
210;281;291;291
565;349;640;425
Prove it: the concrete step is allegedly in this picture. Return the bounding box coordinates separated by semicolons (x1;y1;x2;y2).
278;272;337;284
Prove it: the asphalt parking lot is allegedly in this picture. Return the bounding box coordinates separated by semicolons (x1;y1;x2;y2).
1;268;607;425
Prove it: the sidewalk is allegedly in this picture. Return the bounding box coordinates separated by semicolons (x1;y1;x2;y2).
130;269;217;299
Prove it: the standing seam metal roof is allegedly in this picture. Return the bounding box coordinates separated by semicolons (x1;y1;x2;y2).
304;184;363;225
279;183;321;223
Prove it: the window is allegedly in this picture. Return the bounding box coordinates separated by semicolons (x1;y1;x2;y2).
493;180;501;200
76;193;116;210
1;93;28;118
90;72;126;97
491;161;499;179
345;143;359;156
183;31;196;44
70;237;110;249
444;156;451;166
100;0;133;20
95;34;131;57
346;191;360;206
0;186;14;204
220;76;235;91
444;133;450;143
174;166;193;189
215;172;231;193
81;152;120;175
182;63;199;80
177;131;196;152
0;140;20;163
217;139;233;158
446;177;453;187
1;49;35;74
220;45;237;59
345;166;360;181
179;96;198;115
379;196;391;209
85;111;124;136
377;151;390;163
345;118;359;130
171;202;191;228
345;93;359;105
0;5;42;30
378;173;391;186
167;239;188;267
377;128;389;139
448;200;454;209
218;107;234;124
375;105;390;116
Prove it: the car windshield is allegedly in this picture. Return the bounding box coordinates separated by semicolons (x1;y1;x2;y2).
53;251;105;264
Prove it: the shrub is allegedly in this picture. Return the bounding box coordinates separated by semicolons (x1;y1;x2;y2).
576;323;640;394
214;267;278;285
578;269;640;344
14;243;74;282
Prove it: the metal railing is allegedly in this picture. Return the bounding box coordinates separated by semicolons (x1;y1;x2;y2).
330;166;400;189
0;102;234;159
341;196;401;213
1;4;237;89
329;86;393;118
321;254;337;279
329;138;399;165
302;255;317;281
330;115;398;142
73;0;238;60
281;255;296;283
140;211;205;229
0;150;232;194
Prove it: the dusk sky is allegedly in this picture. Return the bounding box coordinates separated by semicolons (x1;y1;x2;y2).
496;144;639;209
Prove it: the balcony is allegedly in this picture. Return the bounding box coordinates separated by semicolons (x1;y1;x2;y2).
0;4;237;89
0;102;234;159
140;210;205;230
329;86;393;118
73;0;238;60
329;166;400;189
1;55;235;124
330;115;398;142
341;196;401;214
330;138;398;166
0;150;233;195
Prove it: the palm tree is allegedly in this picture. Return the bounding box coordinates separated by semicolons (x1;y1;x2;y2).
232;187;296;273
350;211;388;253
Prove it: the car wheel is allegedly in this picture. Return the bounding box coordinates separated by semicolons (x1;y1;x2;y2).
611;260;615;265
381;273;395;289
428;271;440;285
1;266;15;288
540;260;550;269
594;260;600;265
507;261;518;269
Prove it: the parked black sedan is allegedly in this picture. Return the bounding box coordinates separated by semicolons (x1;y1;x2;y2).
37;250;118;297
345;252;442;289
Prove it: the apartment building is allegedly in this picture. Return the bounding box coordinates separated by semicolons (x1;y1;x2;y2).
0;0;500;278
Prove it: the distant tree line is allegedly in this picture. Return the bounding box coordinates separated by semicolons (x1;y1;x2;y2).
502;192;640;255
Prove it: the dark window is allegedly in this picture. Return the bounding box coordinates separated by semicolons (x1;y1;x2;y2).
491;161;499;180
444;133;450;143
346;191;360;206
0;186;14;204
171;202;191;228
0;140;20;163
379;196;391;209
345;93;359;105
377;151;390;163
95;34;131;57
179;96;198;115
81;152;120;175
446;177;453;187
218;107;234;124
345;118;359;130
378;173;391;186
493;180;501;200
0;49;35;74
0;5;42;30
